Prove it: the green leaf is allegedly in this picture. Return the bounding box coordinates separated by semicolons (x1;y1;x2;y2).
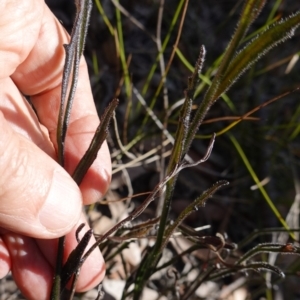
184;0;266;151
216;11;300;97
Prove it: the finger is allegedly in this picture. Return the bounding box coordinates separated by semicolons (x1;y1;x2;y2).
0;237;11;279
0;110;82;238
3;233;52;300
2;217;104;299
36;213;105;292
1;0;111;203
0;77;55;158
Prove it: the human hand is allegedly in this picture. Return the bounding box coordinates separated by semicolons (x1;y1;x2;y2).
0;1;111;299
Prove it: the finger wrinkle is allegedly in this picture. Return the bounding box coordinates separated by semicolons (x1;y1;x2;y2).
0;78;55;158
12;9;68;96
0;0;43;78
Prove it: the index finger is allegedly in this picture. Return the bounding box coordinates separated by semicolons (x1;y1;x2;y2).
5;0;111;203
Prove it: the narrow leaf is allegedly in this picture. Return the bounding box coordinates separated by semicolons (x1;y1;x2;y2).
167;47;206;170
212;0;266;81
216;11;300;97
61;228;93;291
160;180;229;252
244;262;285;278
184;0;266;152
57;0;92;166
237;242;300;264
62;0;93;155
72;98;119;185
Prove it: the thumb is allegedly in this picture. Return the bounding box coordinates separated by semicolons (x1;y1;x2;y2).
0;112;82;238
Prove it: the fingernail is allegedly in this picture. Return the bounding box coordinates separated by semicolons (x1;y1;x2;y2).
39;170;82;234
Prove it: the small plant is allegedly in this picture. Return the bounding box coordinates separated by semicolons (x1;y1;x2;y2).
46;0;300;299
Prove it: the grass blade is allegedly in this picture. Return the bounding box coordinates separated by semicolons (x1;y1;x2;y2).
229;133;295;240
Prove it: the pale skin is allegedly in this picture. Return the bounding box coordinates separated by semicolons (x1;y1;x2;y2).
0;1;111;299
